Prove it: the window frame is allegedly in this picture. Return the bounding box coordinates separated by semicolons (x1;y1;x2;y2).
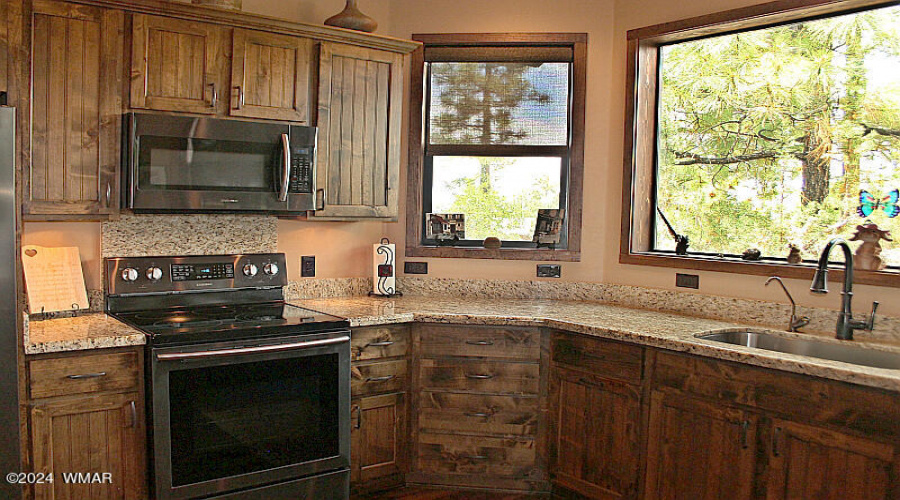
406;33;587;261
621;0;900;287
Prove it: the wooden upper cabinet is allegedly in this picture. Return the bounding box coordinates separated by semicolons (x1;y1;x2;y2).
230;29;311;122
130;14;225;114
26;1;123;218
313;42;403;219
765;419;898;500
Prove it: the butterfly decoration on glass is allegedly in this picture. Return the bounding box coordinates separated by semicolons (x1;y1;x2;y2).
858;189;900;218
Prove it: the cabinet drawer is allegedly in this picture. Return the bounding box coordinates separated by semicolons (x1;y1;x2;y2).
418;392;538;437
419;325;540;360
29;351;140;399
552;332;643;383
352;326;409;361
417;432;537;478
351;359;408;397
419;359;539;395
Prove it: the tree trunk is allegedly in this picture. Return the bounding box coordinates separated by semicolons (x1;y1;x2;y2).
801;132;830;205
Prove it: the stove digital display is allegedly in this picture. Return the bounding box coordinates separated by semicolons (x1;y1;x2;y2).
171;263;235;281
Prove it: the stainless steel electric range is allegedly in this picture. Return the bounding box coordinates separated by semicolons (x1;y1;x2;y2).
105;253;351;500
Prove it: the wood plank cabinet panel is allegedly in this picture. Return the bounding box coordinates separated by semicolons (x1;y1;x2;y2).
26;0;122;217
351;359;408;397
352;326;410;362
130;14;224;114
418;392;539;437
419;358;539;395
29;350;139;399
230;29;311;122
350;392;407;486
313;42;402;219
551;332;643;384
31;391;145;500
416;432;538;479
765;419;897;500
549;367;641;500
643;390;759;500
420;325;540;361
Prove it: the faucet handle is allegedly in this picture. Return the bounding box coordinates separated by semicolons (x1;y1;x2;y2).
866;301;879;331
790;315;810;332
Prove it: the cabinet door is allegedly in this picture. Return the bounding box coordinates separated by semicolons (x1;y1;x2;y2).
314;42;402;219
31;392;145;500
644;390;759;500
230;29;311;122
26;0;123;217
550;367;641;499
350;392;407;485
765;419;898;500
130;14;223;114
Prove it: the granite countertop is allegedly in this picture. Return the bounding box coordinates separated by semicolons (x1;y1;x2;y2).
289;295;900;392
24;313;145;355
24;295;900;392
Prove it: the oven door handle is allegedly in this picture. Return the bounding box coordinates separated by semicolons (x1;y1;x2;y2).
156;335;349;361
278;133;291;202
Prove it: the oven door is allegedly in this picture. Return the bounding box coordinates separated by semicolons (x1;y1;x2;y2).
149;331;350;500
126;113;316;213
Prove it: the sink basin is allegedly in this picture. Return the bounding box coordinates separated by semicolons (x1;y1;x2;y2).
697;330;900;370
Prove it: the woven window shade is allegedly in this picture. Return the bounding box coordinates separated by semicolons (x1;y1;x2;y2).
428;62;570;146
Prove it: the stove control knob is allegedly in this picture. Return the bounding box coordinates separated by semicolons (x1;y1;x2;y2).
264;263;279;276
146;267;163;281
120;268;139;282
242;263;258;277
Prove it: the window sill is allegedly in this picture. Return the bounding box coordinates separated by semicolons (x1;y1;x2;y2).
620;251;900;288
407;245;580;262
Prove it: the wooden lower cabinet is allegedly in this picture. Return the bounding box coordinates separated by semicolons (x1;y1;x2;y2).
643;390;759;499
765;419;897;500
350;392;407;487
30;393;145;500
550;367;642;500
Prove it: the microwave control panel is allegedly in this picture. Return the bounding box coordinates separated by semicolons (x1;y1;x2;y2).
288;147;313;194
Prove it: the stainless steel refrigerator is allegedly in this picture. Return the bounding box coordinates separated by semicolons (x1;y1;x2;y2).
0;105;22;499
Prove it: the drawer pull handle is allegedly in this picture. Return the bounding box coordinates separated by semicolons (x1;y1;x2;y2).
464;412;491;418
465;373;493;380
740;420;750;449
365;375;395;383
464;455;489;460
465;340;494;346
66;372;107;380
772;426;782;457
353;405;361;429
366;341;394;347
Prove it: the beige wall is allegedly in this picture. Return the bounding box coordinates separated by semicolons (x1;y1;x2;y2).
382;0;900;317
19;0;900;317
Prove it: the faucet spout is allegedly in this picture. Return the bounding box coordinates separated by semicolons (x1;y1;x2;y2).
811;238;877;340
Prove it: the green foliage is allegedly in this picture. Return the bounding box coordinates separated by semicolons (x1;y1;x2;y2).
656;5;900;265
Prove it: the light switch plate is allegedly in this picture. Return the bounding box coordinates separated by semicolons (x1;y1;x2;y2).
404;261;428;275
301;256;315;277
676;273;699;289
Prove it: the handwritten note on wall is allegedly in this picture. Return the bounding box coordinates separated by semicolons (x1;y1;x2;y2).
22;245;89;313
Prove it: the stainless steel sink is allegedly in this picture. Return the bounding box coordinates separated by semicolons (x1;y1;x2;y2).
697;330;900;370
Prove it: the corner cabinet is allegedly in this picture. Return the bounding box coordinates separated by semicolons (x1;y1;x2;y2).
25;0;123;219
311;42;403;220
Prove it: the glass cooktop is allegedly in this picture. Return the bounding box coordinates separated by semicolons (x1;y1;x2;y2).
112;301;349;346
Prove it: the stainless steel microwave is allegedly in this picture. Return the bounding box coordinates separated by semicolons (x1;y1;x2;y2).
124;113;317;214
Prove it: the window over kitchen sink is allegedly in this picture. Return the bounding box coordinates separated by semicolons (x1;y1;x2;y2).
622;0;900;287
406;34;586;261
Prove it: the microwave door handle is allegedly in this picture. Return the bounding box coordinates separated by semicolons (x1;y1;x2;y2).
279;133;290;202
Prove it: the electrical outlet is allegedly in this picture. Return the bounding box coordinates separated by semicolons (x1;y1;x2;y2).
301;256;316;277
676;273;699;289
404;261;428;275
537;264;561;278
